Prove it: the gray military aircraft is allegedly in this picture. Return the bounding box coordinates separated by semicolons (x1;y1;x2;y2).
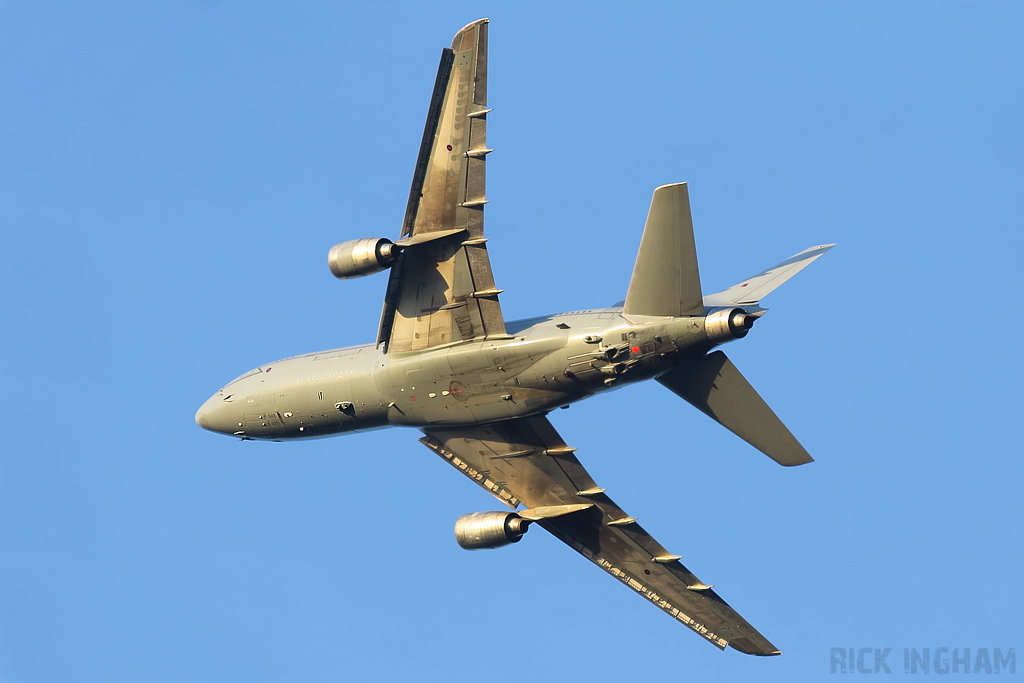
196;19;832;656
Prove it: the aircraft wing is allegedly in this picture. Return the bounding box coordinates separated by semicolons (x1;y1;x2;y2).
377;19;506;353
420;416;782;655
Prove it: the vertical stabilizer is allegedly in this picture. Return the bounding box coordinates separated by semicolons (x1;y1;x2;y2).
624;183;704;317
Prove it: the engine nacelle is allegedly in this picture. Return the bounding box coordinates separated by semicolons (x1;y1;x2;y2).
704;307;756;344
327;238;397;279
454;511;530;550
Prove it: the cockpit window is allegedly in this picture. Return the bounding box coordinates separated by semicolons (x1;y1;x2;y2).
224;367;263;387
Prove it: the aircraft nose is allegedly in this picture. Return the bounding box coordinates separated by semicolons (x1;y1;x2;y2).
195;393;237;435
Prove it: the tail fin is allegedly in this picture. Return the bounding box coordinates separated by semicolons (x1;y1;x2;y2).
657;351;813;466
703;244;834;308
623;183;704;317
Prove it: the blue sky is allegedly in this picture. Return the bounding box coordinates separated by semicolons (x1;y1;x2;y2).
2;2;1022;681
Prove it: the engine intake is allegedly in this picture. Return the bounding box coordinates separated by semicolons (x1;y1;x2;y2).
704;307;756;344
454;511;530;550
328;238;398;279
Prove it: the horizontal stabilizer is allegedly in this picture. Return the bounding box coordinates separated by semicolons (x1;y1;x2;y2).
624;183;704;317
703;244;834;307
657;351;813;466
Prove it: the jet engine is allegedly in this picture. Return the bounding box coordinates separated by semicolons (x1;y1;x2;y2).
454;511;530;550
327;238;398;279
704;307;756;344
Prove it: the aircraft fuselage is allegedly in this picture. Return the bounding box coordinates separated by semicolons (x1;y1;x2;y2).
195;306;744;440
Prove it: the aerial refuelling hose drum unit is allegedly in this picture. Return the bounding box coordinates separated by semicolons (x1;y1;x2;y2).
454;511;531;550
327;238;398;279
704;307;756;343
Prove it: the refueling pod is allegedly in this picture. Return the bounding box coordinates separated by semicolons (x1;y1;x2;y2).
328;238;398;279
454;511;530;550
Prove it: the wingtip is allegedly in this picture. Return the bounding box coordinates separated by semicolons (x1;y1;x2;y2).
653;181;688;192
728;638;784;656
452;18;489;47
801;243;835;254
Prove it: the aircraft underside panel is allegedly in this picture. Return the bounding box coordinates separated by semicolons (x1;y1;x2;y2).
420;416;782;656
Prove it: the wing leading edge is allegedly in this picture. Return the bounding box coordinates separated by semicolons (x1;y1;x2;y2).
420;416;782;655
377;19;506;353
